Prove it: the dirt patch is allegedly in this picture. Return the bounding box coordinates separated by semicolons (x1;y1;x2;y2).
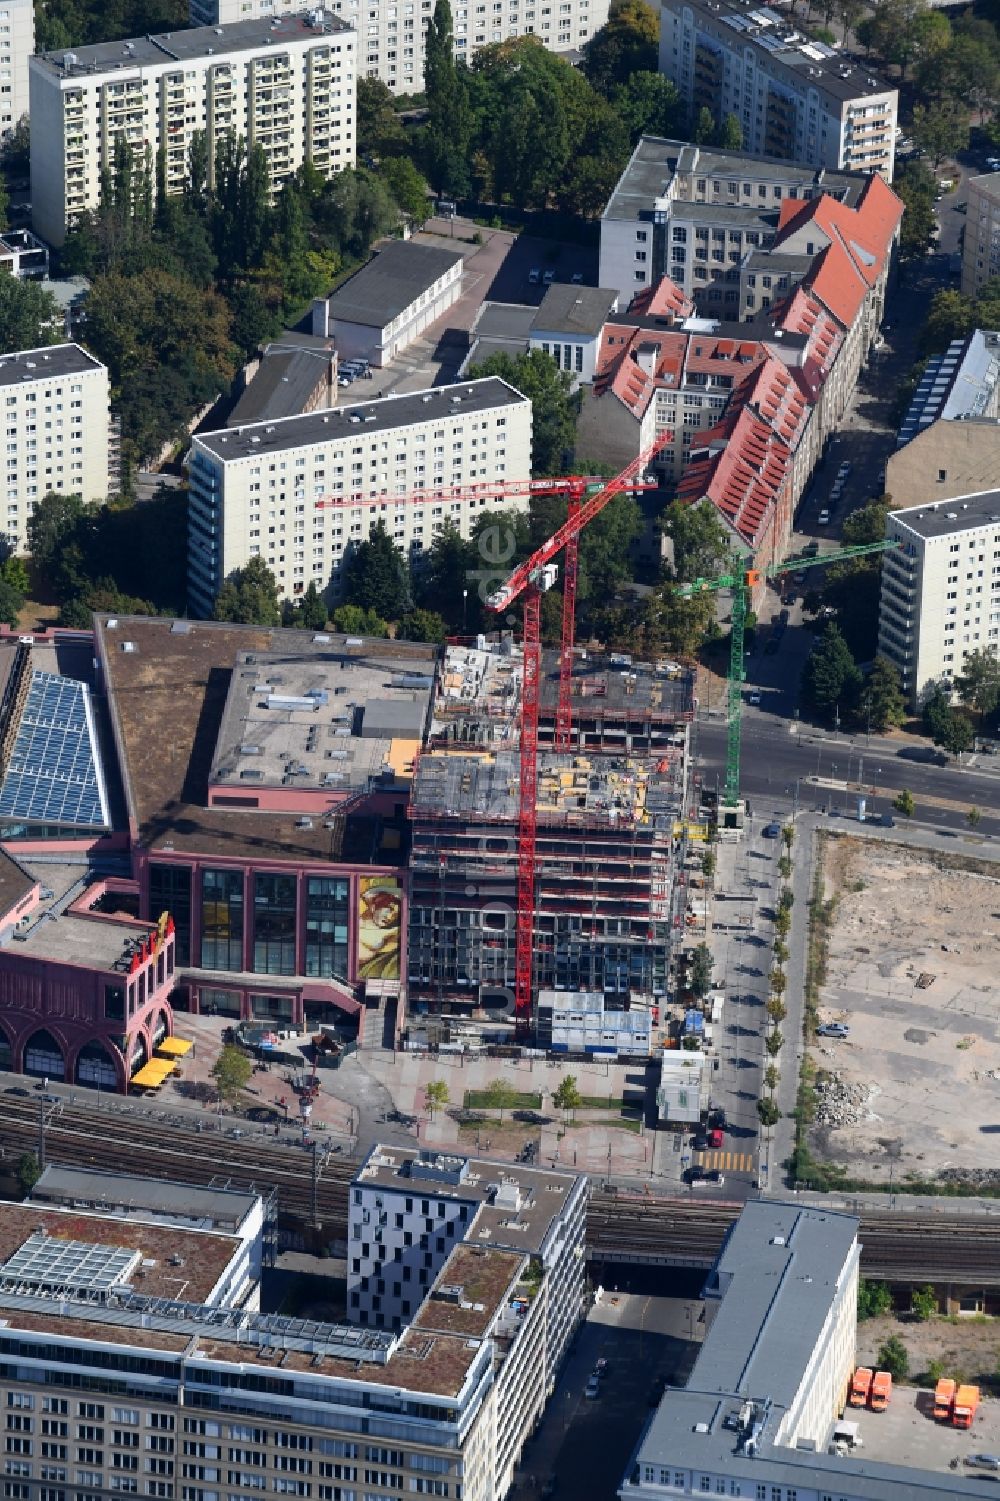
857;1314;1000;1390
807;836;1000;1188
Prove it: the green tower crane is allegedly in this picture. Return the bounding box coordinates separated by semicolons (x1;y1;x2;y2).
676;539;899;816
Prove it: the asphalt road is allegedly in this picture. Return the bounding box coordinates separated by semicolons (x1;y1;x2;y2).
694;713;1000;836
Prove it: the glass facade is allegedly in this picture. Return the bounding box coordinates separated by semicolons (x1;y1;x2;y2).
198;986;242;1018
201;868;245;971
253;873;297;976
305;876;349;979
148;863;192;965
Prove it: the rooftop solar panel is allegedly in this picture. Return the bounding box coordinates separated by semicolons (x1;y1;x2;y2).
0;671;110;828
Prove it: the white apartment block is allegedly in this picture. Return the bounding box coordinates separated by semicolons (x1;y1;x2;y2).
190;0;608;93
0;344;110;551
962;173;1000;297
879;492;1000;709
28;11;356;247
186;375;532;613
659;0;896;177
0;0;31;137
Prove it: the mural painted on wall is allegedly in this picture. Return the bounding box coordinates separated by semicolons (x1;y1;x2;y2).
357;876;401;981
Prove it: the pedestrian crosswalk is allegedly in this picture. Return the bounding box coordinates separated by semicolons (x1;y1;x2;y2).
694;1149;755;1173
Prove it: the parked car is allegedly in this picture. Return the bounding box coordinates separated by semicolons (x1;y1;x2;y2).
709;1107;727;1130
543;269;556;285
528;267;541;285
818;509;831;525
570;271;584;284
762;822;781;838
880;813;896;828
837;461;851;480
585;1376;601;1399
705;1170;725;1185
747;690;762;705
707;1127;724;1149
595;1358;610;1375
816;1022;850;1039
692;1132;709;1151
966;1456;1000;1472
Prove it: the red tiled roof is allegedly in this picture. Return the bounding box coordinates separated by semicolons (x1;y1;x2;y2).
773;174;902;331
677;405;790;547
627;275;694;321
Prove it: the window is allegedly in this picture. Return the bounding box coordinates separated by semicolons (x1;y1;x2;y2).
148;864;191;964
305;877;348;979
201;868;245;971
253;872;297;976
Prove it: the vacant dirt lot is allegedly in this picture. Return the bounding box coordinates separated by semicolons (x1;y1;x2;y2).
808;836;1000;1186
857;1313;1000;1391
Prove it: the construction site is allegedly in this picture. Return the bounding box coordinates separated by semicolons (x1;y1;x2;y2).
808;833;1000;1190
406;641;696;1026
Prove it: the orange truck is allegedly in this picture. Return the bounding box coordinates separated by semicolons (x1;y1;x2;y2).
934;1378;956;1421
849;1368;873;1407
953;1385;980;1428
870;1371;892;1412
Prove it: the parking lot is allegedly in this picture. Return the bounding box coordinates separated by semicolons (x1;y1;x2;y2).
846;1386;1000;1480
807;836;1000;1187
508;1290;702;1500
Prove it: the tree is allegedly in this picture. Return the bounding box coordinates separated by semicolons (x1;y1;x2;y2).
0;277;61;353
800;622;862;721
2;555;29;595
292;580;329;630
553;1074;583;1121
0;578;23;627
876;1335;909;1381
423;0;473;196
778;887;794;912
955;646;1000;724
379;157;430;221
468;349;577;476
769;970;787;997
781;824;794;849
764;1030;783;1058
583;0;658;94
766;997;787;1025
774;907;791;939
893;159;937;258
763;1063;780;1093
858;1279;893;1320
613;72;685;143
482;1077;519;1121
858;656;906;733
416;522;482;632
344;521;410;620
921;288;977;357
923;687;973;754
425;1080;450;1116
887;787;914;821
397;608;447;643
689;942;713;998
211;1045;252;1106
967;805;982;829
778;855;792;880
213;557;282;626
757;1097;781;1127
701;849;716;880
910;100;969;165
715;113;743;150
911;1284;938;1321
25;491;89;600
357;77;407;160
772;938;789;965
15;1151;40;1196
330;603;390;637
662;500;730;583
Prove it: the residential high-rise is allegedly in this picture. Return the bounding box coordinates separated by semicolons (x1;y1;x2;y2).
878;492;1000;709
186;377;532;614
28;12;356;246
658;0;896;176
1;0;32;137
962;172;1000;296
188;0;609;94
0;343;111;550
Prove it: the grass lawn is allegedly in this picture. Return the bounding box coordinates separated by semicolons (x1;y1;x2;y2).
463;1089;542;1110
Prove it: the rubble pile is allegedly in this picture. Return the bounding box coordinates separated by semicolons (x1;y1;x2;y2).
815;1073;882;1128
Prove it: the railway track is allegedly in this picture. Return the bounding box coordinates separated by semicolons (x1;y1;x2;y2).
2;1100;1000;1282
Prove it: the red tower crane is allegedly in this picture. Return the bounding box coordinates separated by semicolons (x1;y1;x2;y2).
486;432;673;1032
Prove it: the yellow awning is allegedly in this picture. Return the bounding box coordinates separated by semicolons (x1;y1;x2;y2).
156;1036;192;1057
131;1061;167;1087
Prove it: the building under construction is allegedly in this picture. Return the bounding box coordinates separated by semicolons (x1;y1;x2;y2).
407;643;695;1020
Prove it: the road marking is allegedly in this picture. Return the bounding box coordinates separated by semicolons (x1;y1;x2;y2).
695;1149;755;1172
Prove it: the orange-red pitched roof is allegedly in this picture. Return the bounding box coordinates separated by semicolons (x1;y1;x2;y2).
774;174;902;331
628;276;694;321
